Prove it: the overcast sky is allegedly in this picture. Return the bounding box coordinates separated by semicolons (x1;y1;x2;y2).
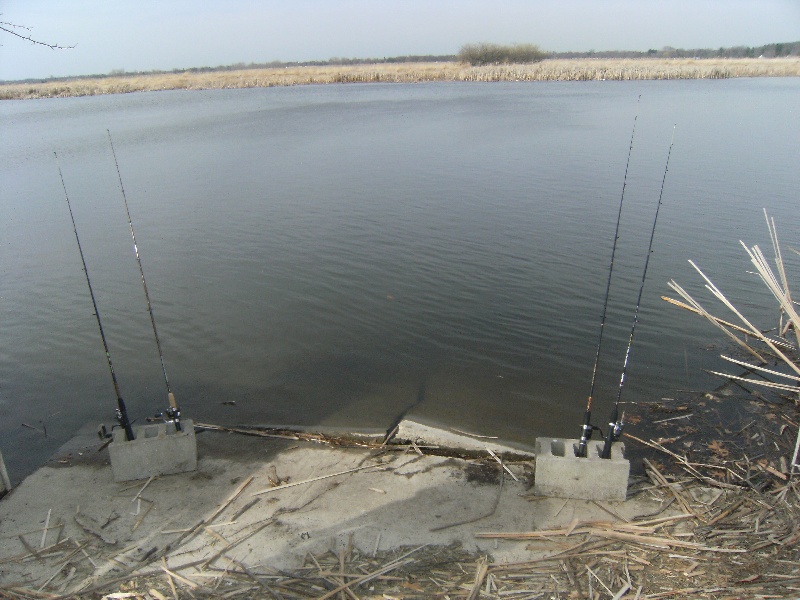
1;0;799;81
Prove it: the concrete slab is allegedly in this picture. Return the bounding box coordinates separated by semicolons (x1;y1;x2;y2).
534;437;630;501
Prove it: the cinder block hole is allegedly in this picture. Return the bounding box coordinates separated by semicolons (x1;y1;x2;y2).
594;445;603;458
551;439;565;457
144;427;158;439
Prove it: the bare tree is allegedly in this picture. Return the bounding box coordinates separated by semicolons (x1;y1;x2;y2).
0;16;74;50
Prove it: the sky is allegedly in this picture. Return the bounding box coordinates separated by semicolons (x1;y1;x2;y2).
1;0;799;81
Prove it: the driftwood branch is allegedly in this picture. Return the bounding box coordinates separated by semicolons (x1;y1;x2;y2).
0;21;75;50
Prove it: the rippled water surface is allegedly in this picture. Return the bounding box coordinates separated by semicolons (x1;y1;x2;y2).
1;79;798;482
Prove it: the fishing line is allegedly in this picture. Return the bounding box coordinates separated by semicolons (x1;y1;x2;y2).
107;130;181;431
576;96;640;458
601;124;676;459
55;151;135;441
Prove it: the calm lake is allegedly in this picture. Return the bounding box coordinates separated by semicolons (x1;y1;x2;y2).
1;79;798;483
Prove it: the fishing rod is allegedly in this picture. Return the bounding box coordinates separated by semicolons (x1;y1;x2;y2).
107;130;182;432
601;125;676;459
576;98;640;458
55;152;136;442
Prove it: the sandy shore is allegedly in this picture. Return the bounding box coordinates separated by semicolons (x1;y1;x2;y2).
0;423;662;598
1;407;797;598
3;58;799;100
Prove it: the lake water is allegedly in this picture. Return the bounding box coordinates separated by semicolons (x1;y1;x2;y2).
1;79;798;483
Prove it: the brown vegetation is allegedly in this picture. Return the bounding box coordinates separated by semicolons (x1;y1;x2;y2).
2;58;799;100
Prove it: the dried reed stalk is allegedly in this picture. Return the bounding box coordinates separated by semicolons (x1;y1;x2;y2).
666;210;800;476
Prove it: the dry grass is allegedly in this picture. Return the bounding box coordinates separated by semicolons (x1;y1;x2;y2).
3;58;800;100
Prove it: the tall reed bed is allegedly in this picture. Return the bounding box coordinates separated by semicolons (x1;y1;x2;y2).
665;210;800;476
3;58;800;100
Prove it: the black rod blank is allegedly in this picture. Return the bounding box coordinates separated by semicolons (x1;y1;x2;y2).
56;152;135;441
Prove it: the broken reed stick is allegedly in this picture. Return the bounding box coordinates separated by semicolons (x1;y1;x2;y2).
479;526;745;552
132;500;155;532
720;355;800;381
200;518;275;569
661;296;754;336
643;458;699;520
688;259;800;377
706;371;800;392
486;448;519;481
252;464;377;496
207;476;254;523
749;237;800;340
194;422;300;440
451;427;498;439
467;556;489;600
74;538;98;569
40;510;52;549
666;281;767;364
132;476;155;503
623;433;742;490
162;557;180;599
231;498;260;521
315;554;419;600
36;541;89;592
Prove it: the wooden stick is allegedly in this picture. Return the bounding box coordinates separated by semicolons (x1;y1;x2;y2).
231;498;260;521
486;448;519;482
467;556;489;600
208;476;254;523
162;557;179;599
132;500;155;532
201;518;274;568
643;458;698;519
451;428;498;439
161;563;199;589
195;422;310;441
40;509;51;549
132;475;155;502
73;538;98;569
252;464;377;496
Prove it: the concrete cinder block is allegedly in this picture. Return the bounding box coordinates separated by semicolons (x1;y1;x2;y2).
534;437;629;501
109;420;197;482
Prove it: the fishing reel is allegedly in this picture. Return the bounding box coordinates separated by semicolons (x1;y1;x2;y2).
97;408;133;441
600;412;625;459
152;404;182;432
609;416;624;441
575;423;605;457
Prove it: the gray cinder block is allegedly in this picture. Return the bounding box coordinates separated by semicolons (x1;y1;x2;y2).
534;437;630;501
109;420;197;482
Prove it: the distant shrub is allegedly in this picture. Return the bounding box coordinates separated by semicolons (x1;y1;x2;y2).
458;43;547;66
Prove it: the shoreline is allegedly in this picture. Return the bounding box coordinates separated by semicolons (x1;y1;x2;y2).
0;392;796;598
3;57;800;100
